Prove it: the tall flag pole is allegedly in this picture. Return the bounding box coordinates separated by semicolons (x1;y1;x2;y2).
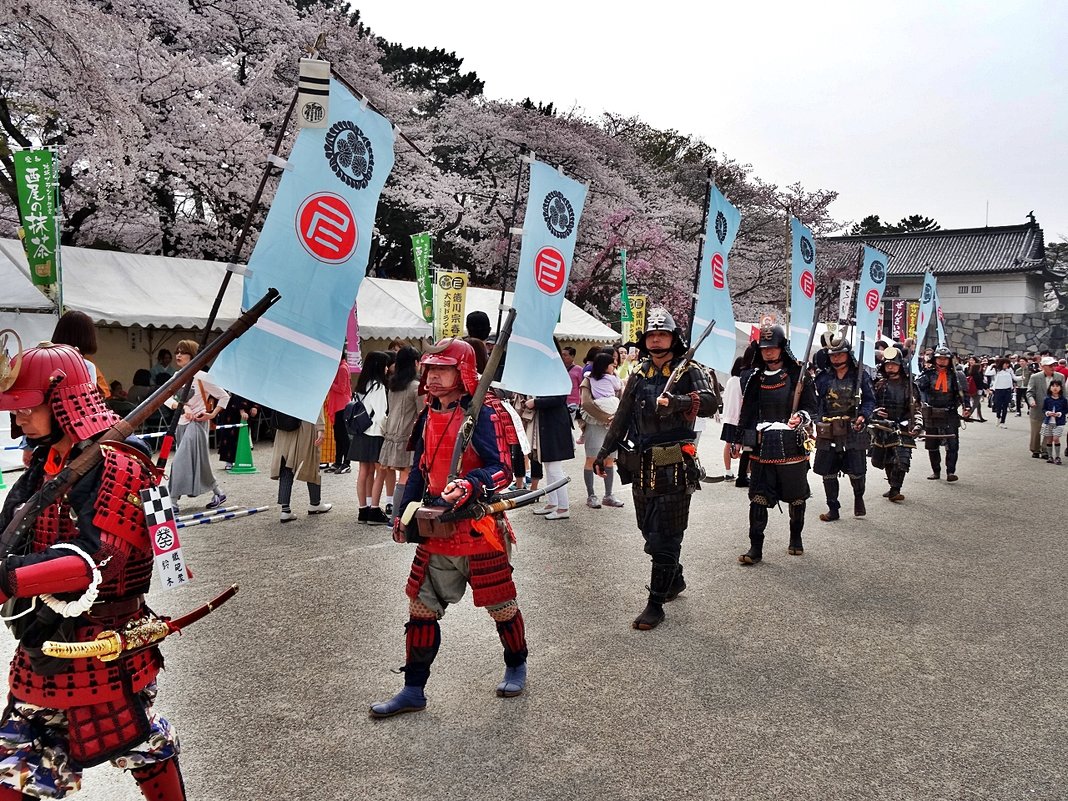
789;217;817;357
853;245;888;369
912;271;938;372
210;74;396;422
692;181;741;374
500;158;588;396
496;146;529;335
688;168;712;335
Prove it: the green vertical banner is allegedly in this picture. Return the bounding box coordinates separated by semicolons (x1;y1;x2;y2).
13;148;60;287
411;232;434;323
619;248;633;323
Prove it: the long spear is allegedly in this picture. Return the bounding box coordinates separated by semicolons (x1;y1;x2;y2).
495;146;528;335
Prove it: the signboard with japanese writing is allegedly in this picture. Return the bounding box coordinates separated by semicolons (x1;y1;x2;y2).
13;148;60;287
432;270;468;340
622;295;648;345
411;232;434;323
907;302;919;340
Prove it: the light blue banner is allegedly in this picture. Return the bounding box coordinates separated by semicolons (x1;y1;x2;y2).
692;184;740;373
501;159;588;397
854;245;889;369
912;272;938;372
789;217;817;357
212;79;395;421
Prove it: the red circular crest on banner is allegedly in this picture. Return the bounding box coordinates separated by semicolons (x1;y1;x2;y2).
865;289;880;311
534;247;567;294
296;193;358;263
711;253;725;289
800;270;815;299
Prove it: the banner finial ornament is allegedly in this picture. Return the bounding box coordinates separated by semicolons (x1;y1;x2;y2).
0;329;24;393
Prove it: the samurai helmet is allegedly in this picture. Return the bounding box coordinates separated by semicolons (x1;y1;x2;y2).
882;346;905;367
756;316;788;350
0;341;118;444
826;334;853;356
419;338;479;396
637;307;687;357
933;345;953;360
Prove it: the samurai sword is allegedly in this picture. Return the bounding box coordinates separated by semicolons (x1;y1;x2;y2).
436;477;571;523
41;584;239;662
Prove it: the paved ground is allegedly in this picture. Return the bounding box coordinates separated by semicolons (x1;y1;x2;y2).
1;411;1064;800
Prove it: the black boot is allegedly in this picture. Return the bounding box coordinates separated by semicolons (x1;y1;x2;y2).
739;505;767;565
850;475;866;517
633;561;675;630
882;467;895;497
819;476;840;521
788;502;806;555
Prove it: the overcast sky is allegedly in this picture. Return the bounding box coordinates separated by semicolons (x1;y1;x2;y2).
354;0;1066;241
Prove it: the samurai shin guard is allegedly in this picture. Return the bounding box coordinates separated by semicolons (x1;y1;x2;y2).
132;757;186;801
740;504;767;564
496;610;528;667
666;563;686;602
788;502;806;554
820;476;841;521
929;449;941;477
946;437;959;475
403;618;441;688
850;475;866;516
890;469;906;499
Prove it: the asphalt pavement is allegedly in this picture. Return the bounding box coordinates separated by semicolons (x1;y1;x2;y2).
1;411;1064;800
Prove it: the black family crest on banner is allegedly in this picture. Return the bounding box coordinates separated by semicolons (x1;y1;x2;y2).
325;121;374;190
922;283;933;303
800;236;814;264
714;211;728;244
869;259;886;283
542;191;575;239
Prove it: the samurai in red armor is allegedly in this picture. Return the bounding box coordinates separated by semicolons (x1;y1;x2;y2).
370;338;525;718
0;341;183;800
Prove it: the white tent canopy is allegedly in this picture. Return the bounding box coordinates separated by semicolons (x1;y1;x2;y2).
357;277;619;343
0;239;620;344
0;239;242;329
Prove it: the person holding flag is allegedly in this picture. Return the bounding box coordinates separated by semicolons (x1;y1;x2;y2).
594;308;720;631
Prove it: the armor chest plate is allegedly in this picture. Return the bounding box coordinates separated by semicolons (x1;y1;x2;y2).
33;500;77;552
758;371;792;423
632;362;695;442
877;378;909;419
824;373;856;418
421;405;482;496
